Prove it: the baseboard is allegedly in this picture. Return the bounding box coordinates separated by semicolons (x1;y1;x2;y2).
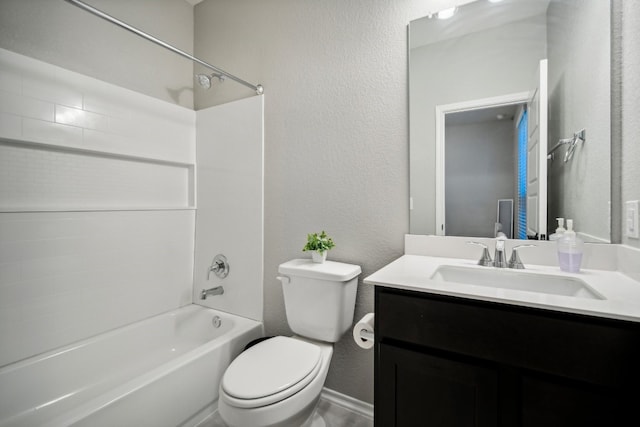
320;387;374;420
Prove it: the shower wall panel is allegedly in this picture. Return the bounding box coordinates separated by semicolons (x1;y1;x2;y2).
0;48;196;367
194;96;264;322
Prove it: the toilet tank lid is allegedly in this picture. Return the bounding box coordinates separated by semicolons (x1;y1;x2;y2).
279;259;361;281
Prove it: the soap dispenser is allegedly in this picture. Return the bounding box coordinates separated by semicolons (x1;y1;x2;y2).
557;219;584;273
549;218;566;241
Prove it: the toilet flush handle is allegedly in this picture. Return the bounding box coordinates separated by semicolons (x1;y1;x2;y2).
276;275;290;285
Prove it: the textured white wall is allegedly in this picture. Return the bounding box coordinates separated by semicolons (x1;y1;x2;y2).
622;2;640;248
0;0;194;108
2;0;636;405
546;0;610;242
193;0;471;403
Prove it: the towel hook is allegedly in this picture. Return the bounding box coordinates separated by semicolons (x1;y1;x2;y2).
547;129;586;163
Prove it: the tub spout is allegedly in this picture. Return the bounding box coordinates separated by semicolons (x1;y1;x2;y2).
200;286;224;300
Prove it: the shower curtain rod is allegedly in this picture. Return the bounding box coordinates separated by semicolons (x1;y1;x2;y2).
64;0;264;95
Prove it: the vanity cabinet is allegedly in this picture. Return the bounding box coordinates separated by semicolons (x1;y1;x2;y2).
374;287;640;426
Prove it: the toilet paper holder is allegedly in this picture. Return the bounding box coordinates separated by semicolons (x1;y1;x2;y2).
358;329;374;342
353;313;375;349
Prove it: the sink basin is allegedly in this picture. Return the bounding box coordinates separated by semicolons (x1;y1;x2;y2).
430;265;605;300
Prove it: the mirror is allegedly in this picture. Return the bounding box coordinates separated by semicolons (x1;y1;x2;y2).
409;0;611;243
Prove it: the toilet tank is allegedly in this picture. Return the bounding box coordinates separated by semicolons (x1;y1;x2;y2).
278;259;361;343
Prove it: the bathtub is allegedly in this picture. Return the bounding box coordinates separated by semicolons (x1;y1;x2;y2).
0;305;263;427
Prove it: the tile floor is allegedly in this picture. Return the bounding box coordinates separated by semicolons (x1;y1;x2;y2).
315;397;374;427
198;395;373;427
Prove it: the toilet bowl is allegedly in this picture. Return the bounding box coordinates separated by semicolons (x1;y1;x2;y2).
218;336;333;427
218;259;361;427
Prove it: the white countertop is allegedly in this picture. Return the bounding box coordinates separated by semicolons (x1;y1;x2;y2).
364;254;640;323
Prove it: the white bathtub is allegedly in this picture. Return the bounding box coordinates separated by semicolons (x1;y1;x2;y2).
0;305;263;427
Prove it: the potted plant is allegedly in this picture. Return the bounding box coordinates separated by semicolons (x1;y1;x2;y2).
302;231;335;263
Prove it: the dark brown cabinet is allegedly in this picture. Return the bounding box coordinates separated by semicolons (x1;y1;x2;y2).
378;343;498;427
374;287;640;427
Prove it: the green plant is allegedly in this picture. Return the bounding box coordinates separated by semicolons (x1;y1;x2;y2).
302;231;335;254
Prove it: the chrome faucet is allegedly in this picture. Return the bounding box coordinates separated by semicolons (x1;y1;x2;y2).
494;236;508;268
508;244;536;269
467;241;493;266
468;239;536;269
200;286;224;300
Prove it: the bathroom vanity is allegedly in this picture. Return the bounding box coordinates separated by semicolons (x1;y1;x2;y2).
365;237;640;427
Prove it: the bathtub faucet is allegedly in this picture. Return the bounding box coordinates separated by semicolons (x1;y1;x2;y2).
200;286;224;300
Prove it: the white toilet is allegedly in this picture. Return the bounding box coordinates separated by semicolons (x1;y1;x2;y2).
218;258;361;427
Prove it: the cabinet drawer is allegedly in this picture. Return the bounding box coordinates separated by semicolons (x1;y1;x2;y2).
376;288;640;388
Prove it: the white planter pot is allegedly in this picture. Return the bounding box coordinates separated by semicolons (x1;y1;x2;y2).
311;251;327;263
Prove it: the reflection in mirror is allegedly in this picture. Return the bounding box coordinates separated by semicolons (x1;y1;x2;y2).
409;0;611;243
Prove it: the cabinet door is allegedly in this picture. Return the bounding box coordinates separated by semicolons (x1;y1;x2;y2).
377;343;498;427
521;374;628;427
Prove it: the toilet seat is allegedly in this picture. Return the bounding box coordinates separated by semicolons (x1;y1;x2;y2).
221;336;322;409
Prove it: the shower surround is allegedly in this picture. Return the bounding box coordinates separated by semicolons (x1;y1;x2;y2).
0;47;264;425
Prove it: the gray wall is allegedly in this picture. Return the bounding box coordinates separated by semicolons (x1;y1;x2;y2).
547;0;610;242
622;1;640;248
445;119;515;238
0;0;453;405
0;0;194;108
2;0;638;405
192;0;448;403
409;13;547;234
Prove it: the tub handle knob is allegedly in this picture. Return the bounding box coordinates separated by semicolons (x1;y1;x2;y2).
208;254;229;279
